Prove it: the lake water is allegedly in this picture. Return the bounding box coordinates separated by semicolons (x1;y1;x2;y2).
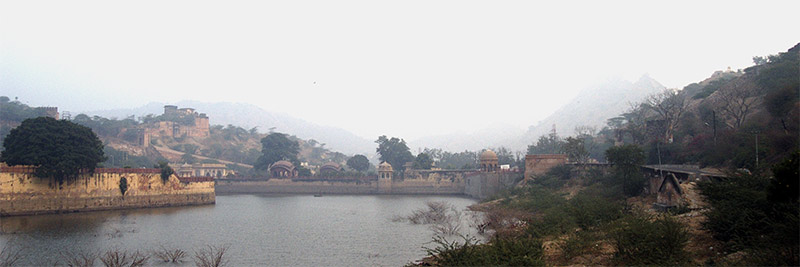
0;194;479;266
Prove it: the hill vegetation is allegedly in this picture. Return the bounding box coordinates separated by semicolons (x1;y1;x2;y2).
0;100;353;175
521;43;798;171
88;101;376;156
420;43;799;266
0;96;55;147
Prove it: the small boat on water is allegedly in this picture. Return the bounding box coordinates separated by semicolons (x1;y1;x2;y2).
314;194;323;197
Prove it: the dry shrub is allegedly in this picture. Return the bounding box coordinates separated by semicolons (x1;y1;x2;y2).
0;241;23;267
193;245;229;267
466;210;489;235
430;208;463;236
153;246;187;263
401;201;469;236
484;208;530;238
99;249;149;267
60;251;97;267
406;201;450;224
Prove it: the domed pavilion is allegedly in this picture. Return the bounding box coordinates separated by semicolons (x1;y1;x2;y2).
270;160;297;178
480;149;499;172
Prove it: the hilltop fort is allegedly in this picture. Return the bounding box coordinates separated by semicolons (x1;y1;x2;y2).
135;105;210;146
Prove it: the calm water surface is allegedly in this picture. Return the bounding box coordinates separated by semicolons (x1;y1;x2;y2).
0;194;478;266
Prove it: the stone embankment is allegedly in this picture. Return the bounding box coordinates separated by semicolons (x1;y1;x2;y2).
0;166;215;216
216;178;465;195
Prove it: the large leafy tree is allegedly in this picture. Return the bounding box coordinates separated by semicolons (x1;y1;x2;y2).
1;117;106;183
424;148;478;169
254;132;299;171
563;137;589;163
346;154;370;172
605;144;646;197
375;135;414;171
527;131;563;155
413;152;433;170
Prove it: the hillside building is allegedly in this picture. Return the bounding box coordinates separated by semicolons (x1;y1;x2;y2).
139;105;210;146
170;163;235;178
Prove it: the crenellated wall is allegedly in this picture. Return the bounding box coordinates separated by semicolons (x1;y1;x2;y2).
0;167;215;216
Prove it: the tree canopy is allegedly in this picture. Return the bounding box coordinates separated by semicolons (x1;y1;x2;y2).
424;149;478;170
1;117;106;183
605;144;646;197
562;137;589;163
375;135;414;171
413;152;433;170
254;132;299;171
527;131;563;155
346;154;370;172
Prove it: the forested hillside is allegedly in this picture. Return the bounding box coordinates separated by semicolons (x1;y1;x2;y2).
0;96;54;146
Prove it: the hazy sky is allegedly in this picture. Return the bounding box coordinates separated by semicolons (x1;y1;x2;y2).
1;0;797;140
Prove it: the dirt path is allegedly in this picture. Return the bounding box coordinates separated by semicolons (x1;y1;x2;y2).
153;145;254;169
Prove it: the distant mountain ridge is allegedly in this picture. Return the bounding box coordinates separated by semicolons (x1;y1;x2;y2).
85;101;376;156
516;75;665;147
404;75;666;152
408;123;526;152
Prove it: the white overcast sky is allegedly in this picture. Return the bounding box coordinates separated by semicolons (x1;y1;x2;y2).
1;0;797;140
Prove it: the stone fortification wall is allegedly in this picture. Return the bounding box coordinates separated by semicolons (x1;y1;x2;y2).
0;167;215;216
525;154;568;179
216;177;465;195
389;179;464;195
217;179;379;194
465;172;523;199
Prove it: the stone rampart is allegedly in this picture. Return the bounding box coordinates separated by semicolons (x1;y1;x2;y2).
389;179;464;195
465;172;523;199
216;177;465;195
217;179;378;194
525;154;568;179
0;167;215;216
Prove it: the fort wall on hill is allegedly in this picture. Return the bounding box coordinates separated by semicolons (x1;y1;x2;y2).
0;167;215;216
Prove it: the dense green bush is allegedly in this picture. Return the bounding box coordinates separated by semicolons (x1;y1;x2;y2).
699;153;799;264
609;213;689;265
559;230;600;262
424;235;544;266
567;191;623;229
768;151;799;202
508;185;567;214
119;177;128;196
525;205;575;237
155;161;174;182
698;172;770;248
605;145;646;197
547;164;573;180
530;174;567;189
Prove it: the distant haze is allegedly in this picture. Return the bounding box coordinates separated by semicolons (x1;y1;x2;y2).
1;0;798;142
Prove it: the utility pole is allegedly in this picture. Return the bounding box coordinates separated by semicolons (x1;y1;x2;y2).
657;141;663;179
755;132;759;169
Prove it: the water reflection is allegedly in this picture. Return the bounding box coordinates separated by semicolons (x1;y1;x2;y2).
1;194;477;266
